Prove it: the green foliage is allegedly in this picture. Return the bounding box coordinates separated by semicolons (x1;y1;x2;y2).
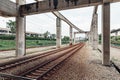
0;35;56;41
50;34;56;39
0;35;15;40
0;40;56;50
62;36;70;41
99;34;101;40
6;20;16;34
0;40;15;50
43;31;50;39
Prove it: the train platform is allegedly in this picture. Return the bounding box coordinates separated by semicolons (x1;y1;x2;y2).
49;44;120;80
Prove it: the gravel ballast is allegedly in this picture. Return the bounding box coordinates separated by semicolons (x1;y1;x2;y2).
49;44;120;80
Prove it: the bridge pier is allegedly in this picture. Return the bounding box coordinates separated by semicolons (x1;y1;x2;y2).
102;3;110;66
56;17;61;48
92;14;98;50
16;0;26;57
69;26;73;45
74;33;76;44
115;32;118;40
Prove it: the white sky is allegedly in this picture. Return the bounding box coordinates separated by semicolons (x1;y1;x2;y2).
0;0;120;37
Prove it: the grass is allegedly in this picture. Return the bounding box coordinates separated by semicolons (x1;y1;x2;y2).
0;40;15;50
0;40;69;50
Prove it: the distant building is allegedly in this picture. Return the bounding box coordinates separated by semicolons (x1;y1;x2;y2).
0;27;44;38
26;31;44;38
0;27;11;35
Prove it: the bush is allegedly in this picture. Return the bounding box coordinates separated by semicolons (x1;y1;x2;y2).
0;35;56;41
0;35;15;40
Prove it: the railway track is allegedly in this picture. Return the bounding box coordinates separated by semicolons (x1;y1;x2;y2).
0;44;78;71
0;43;84;80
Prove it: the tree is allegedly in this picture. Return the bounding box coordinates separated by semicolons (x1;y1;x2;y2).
43;31;50;39
62;36;70;41
51;34;56;39
6;20;16;34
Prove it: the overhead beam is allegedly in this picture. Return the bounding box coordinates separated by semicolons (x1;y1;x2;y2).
20;0;101;16
74;31;89;34
111;28;120;33
0;0;17;17
20;0;120;16
52;11;84;32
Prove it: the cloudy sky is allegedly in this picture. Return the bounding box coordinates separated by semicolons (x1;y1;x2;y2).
0;0;120;37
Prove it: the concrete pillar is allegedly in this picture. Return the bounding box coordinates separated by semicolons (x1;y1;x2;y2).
88;33;91;44
89;32;92;45
16;0;26;57
74;33;76;44
56;17;61;48
85;33;88;41
115;32;118;40
92;14;98;50
91;30;94;47
102;3;110;66
69;26;73;45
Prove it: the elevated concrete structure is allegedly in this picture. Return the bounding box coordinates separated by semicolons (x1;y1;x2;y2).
89;6;98;50
20;0;120;16
52;11;84;46
0;0;118;65
52;11;84;32
16;0;26;57
74;31;89;44
111;28;120;33
0;0;17;17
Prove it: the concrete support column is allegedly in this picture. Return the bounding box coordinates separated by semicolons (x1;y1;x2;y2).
91;30;94;47
88;33;91;44
69;26;73;45
92;14;98;50
74;33;76;44
16;0;26;57
102;3;110;66
89;32;92;45
56;17;61;48
85;33;89;41
115;32;118;40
